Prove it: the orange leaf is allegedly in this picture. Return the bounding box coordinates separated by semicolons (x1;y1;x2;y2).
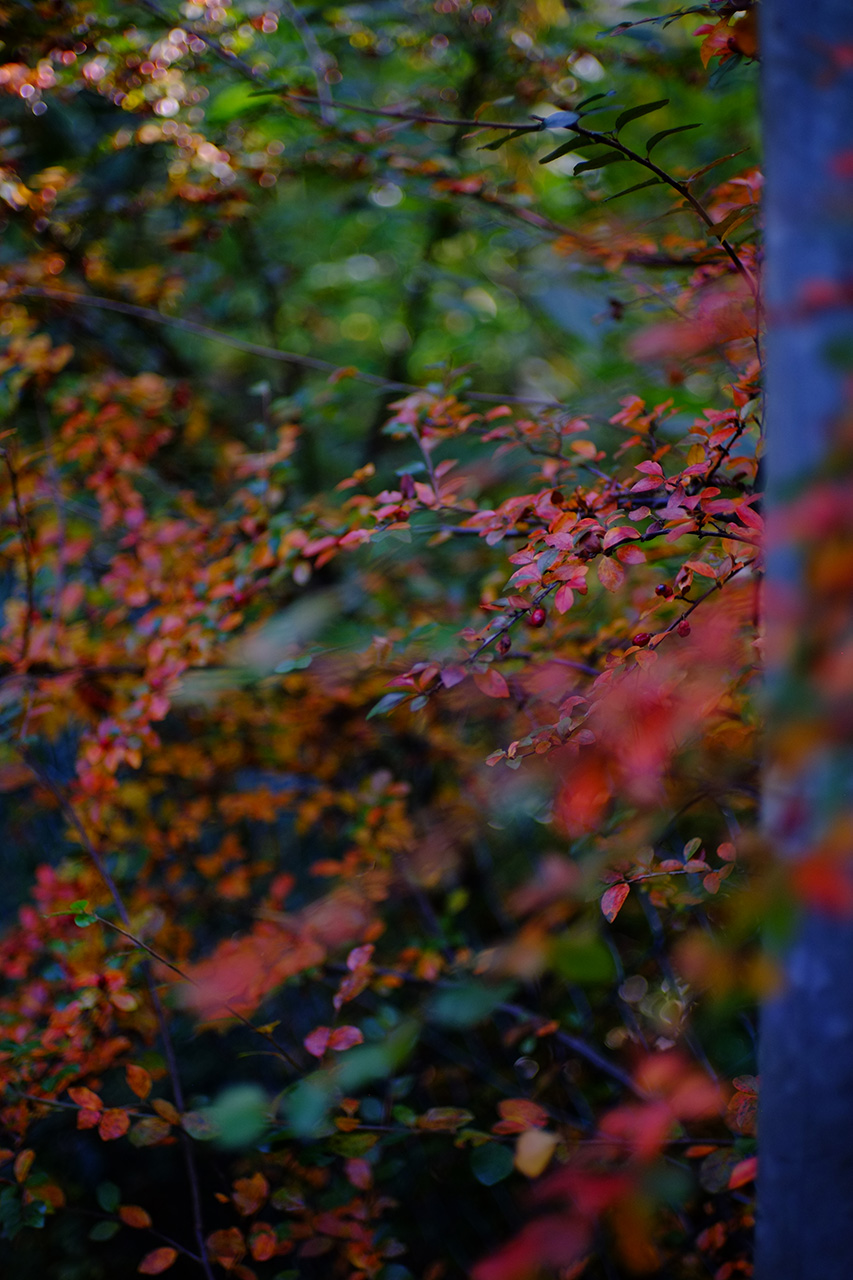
597;557;625;593
473;668;510;699
138;1247;178;1274
120;1205;153;1229
601;883;630;923
152;1099;181;1126
99;1109;131;1141
126;1065;152;1100
206;1227;246;1270
69;1086;103;1111
233;1173;269;1217
13;1149;35;1183
249;1224;277;1262
493;1099;549;1135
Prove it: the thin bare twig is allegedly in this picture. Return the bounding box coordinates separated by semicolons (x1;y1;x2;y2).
21;287;564;408
279;0;336;124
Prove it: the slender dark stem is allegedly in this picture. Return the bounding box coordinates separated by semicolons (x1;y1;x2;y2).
1;449;36;664
20;758;216;1280
95;914;300;1068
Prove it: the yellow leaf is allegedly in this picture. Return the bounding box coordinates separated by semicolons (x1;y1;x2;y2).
514;1128;558;1178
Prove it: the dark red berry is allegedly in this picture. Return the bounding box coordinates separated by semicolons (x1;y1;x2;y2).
676;619;691;637
496;634;511;655
655;584;673;598
526;606;547;628
632;632;652;648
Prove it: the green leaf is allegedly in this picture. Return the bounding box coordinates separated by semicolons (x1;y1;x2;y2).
366;691;409;719
615;99;669;132
89;1220;121;1242
538;137;596;165
201;1084;270;1149
645;123;702;155
480;126;539;151
549;928;615;984
574;150;628;174
427;980;513;1029
470;1142;514;1186
602;177;662;203
576;90;615;112
334;1020;419;1092
207;82;267;125
96;1182;120;1213
281;1074;336;1140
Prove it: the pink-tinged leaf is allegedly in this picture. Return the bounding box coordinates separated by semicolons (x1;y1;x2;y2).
635;460;664;476
472;1215;591;1280
601;883;630;923
554;583;574;614
717;842;737;862
347;943;374;971
507;564;541;587
328;1025;364;1052
597;558;625;592
440;665;467;689
473;668;510;699
602;526;641;551
304;1027;331;1058
345;1157;373;1190
728;1156;757;1189
138;1248;178;1275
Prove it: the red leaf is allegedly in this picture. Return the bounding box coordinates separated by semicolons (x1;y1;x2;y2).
728;1155;757;1189
472;1215;590;1280
601;883;630;923
138;1248;178;1275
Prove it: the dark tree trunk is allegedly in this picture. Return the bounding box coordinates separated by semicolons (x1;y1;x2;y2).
758;1;853;1276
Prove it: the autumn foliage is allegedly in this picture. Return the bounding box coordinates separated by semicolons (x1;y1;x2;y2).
0;2;766;1277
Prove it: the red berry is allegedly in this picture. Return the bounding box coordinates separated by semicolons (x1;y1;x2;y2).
676;619;691;637
632;632;652;648
655;584;673;598
526;606;547;628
